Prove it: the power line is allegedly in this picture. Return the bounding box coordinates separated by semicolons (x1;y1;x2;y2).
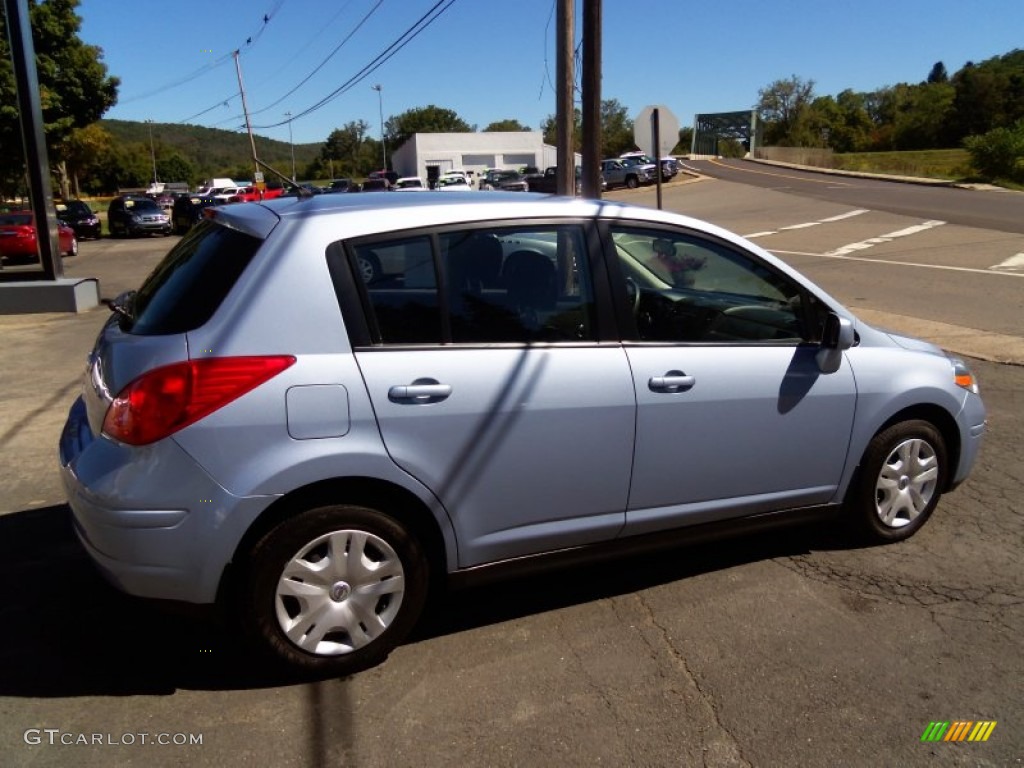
252;0;458;131
176;0;373;127
119;1;285;106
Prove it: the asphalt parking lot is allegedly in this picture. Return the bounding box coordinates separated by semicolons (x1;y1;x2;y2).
1;195;1021;766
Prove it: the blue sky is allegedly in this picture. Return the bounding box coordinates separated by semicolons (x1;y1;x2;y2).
77;0;1024;147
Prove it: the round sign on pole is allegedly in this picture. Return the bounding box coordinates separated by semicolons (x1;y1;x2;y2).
634;105;681;157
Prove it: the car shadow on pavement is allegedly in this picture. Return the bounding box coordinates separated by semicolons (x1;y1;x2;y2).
413;518;857;645
0;504;289;697
0;504;857;696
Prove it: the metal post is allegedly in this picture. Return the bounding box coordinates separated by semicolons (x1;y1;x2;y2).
372;84;386;172
285;112;295;181
146;120;157;184
3;0;61;279
653;108;662;210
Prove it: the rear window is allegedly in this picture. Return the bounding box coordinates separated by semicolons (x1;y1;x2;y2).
129;222;263;335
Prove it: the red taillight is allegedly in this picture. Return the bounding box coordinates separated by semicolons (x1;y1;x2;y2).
102;355;296;446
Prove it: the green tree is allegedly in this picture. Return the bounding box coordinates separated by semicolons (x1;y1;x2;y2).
673;127;693;155
927;61;949;84
385;105;473;152
891;82;956;149
484;119;531;132
60;122;112;197
964;119;1024;182
541;99;634;158
320;120;370;177
157;152;196;186
0;0;119;195
756;75;816;145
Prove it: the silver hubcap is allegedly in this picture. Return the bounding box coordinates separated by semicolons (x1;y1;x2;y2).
275;530;405;656
874;438;939;528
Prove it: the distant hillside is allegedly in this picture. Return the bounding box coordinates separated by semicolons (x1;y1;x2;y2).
101;119;323;179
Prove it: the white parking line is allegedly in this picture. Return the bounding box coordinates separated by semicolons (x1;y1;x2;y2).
824;220;946;256
744;208;869;238
820;209;869;222
771;248;1024;278
991;253;1024;271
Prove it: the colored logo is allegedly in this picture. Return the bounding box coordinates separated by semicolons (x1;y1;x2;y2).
921;721;997;742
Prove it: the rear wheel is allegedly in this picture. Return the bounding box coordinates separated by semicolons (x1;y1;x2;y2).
65;236;78;257
848;420;947;543
241;504;429;676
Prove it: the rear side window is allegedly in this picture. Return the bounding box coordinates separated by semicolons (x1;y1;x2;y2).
347;224;596;345
129;222;263;335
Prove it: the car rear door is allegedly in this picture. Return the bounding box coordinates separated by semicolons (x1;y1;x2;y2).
339;221;636;567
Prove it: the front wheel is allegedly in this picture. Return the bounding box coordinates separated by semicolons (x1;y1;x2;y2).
241;504;429;676
847;420;948;543
625;175;639;189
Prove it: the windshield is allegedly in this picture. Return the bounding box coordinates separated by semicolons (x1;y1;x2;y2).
125;199;161;213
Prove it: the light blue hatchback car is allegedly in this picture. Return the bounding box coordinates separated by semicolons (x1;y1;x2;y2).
59;192;986;675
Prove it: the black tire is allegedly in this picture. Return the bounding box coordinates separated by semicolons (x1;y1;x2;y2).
65;236;78;257
240;504;429;676
847;420;947;543
625;175;639;189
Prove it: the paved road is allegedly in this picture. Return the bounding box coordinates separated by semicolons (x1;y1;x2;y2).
686;158;1024;235
1;191;1021;766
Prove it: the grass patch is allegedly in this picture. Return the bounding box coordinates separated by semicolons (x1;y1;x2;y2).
832;149;974;181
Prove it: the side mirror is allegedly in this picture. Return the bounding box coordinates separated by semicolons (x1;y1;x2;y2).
816;312;854;374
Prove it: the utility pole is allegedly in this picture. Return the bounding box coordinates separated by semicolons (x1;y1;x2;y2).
285;112;295;181
146;120;157;185
555;0;574;195
581;0;602;198
372;84;386;172
233;50;259;178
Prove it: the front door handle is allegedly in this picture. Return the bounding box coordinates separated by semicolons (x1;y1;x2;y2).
388;379;452;403
648;370;696;393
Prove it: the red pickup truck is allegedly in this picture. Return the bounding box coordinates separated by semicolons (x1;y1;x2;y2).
228;185;285;203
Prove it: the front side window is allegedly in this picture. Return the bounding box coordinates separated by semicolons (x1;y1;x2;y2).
350;224;596;345
610;226;819;343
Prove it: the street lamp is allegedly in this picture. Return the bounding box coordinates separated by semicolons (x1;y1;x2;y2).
372;84;386;172
145;119;157;186
285;111;296;182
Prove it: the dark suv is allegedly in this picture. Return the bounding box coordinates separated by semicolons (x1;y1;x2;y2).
107;195;172;237
171;194;224;234
55;200;102;239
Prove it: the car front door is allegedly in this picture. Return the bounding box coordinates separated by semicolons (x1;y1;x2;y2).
346;222;635;567
604;224;858;536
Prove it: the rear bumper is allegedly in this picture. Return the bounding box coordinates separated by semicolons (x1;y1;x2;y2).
59;397;272;604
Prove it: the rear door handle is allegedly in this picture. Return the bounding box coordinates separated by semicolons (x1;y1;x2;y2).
648;371;695;393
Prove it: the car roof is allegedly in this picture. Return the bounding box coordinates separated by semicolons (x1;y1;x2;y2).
210;191;724;242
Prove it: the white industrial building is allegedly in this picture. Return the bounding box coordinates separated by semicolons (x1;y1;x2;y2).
390;131;582;182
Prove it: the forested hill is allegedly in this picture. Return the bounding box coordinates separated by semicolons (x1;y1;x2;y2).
100;119;323;178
